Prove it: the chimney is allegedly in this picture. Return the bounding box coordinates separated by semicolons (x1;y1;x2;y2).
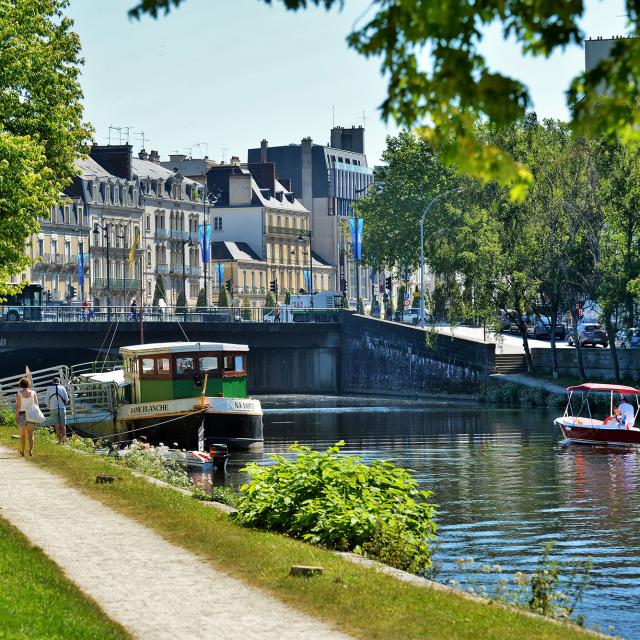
149;150;160;163
138;149;149;160
230;155;241;166
260;139;268;163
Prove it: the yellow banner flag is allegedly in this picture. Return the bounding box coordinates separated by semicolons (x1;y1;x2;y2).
128;228;140;267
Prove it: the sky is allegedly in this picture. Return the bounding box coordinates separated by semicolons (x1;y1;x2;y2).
68;0;629;166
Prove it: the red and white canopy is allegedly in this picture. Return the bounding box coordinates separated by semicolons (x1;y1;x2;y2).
566;383;640;395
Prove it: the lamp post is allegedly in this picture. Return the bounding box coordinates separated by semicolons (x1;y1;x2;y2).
419;187;462;328
93;222;111;321
297;229;313;321
181;238;194;322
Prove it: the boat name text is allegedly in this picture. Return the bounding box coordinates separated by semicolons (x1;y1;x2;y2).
130;403;169;415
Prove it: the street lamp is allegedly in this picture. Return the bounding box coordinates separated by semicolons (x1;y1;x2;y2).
297;229;313;321
181;238;195;322
200;187;221;308
93;222;111;320
419;187;462;328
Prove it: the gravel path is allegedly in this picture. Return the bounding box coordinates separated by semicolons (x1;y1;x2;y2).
0;447;351;640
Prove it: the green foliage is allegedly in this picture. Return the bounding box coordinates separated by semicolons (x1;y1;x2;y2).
175;290;186;308
265;290;276;310
453;543;592;624
234;441;437;575
152;274;167;306
241;297;252;320
196;287;206;308
192;485;240;507
394;285;406;314
0;0;91;293
0;404;15;427
479;383;565;408
356;297;364;315
217;282;230;307
284;290;291;305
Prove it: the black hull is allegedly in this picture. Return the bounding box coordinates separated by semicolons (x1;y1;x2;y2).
73;412;263;450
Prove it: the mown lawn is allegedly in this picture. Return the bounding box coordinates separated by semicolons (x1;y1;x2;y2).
0;516;130;640
0;427;609;640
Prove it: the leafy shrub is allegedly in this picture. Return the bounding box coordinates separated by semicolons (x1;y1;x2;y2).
479;382;566;408
193;485;239;507
234;441;437;575
0;404;16;426
452;543;592;624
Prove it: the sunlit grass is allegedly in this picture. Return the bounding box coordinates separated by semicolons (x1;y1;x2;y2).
0;516;129;640
0;427;605;640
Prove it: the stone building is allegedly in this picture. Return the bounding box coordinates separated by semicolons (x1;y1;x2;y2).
206;160;334;303
247;126;373;303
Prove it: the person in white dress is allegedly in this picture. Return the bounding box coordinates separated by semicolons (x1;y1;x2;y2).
15;377;40;456
618;396;635;428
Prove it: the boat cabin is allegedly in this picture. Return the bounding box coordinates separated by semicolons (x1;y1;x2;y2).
120;342;250;404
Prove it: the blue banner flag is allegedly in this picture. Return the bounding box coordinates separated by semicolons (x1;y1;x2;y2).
199;223;211;264
303;269;311;292
215;263;224;285
349;217;364;260
77;253;87;286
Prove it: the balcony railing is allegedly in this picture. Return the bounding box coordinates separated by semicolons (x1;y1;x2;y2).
92;278;140;291
266;225;304;237
154;228;169;239
156;263;169;274
188;266;203;276
189;231;199;242
170;229;189;241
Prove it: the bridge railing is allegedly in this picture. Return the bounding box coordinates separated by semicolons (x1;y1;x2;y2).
0;305;345;324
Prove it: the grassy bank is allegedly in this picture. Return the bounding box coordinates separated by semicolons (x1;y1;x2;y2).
0;516;129;640
0;428;605;640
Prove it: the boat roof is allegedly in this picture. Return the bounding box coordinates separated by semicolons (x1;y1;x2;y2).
80;369;127;386
567;382;640;395
120;341;249;357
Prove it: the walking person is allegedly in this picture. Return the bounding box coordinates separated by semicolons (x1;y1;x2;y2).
130;299;138;321
46;376;69;445
15;378;40;457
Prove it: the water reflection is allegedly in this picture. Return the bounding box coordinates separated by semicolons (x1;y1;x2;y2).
191;397;640;637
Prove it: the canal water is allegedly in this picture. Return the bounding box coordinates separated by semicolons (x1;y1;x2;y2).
192;396;640;637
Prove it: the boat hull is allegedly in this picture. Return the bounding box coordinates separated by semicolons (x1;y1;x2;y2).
72;396;263;450
555;418;640;446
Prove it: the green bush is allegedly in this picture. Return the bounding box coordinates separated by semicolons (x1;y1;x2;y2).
234;441;437;575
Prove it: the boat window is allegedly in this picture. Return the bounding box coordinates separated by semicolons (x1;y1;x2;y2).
234;355;244;373
141;358;155;374
157;357;171;375
199;356;218;373
131;358;138;374
176;357;195;376
224;356;235;372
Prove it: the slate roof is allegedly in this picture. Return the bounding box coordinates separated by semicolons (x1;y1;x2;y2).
131;158;199;186
75;156;114;179
211;241;263;263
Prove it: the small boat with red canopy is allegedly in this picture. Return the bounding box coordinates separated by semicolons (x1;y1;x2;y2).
555;383;640;446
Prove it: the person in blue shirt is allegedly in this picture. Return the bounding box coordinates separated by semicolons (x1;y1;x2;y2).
46;377;69;445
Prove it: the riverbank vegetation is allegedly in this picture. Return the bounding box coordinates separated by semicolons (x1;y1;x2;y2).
356;123;640;383
0;426;601;640
479;382;565;408
0;516;129;640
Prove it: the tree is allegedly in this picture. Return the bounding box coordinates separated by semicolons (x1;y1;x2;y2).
356;297;365;315
395;285;406;315
196;288;206;308
0;0;91;294
241;297;252;320
265;290;276;310
176;290;186;309
284;290;291;305
128;0;640;197
218;282;230;307
152;274;167;306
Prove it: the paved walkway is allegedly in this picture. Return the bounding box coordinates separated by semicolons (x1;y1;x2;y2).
0;446;351;640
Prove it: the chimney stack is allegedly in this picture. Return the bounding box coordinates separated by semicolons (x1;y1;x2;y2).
149;150;160;163
138;149;149;160
260;139;268;163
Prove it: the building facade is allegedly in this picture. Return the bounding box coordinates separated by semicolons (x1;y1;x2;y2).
247;126;374;303
206;160;334;303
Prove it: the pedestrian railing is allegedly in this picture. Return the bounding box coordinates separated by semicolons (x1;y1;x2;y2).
3;305;346;324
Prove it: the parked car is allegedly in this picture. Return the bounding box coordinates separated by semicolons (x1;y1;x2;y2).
498;310;512;332
393;309;430;325
567;323;608;348
615;328;640;349
509;315;535;337
533;317;566;340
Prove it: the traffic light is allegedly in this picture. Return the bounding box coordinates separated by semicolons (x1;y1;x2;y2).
46;289;51;303
225;279;233;296
385;276;392;291
69;285;77;299
340;277;347;293
269;279;278;293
